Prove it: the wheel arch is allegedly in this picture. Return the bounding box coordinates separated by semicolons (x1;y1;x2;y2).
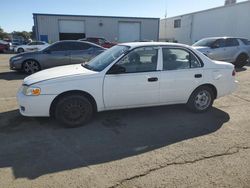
22;59;41;69
17;47;24;50
49;90;97;117
234;51;249;62
192;83;218;99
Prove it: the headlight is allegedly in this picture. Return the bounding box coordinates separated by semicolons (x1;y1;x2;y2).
12;56;23;61
23;86;41;96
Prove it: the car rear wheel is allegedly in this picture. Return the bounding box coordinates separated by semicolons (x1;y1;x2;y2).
234;53;249;68
55;95;93;128
187;86;214;113
17;48;24;53
23;60;41;74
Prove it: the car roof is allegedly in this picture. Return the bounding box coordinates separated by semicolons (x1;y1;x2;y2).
55;40;105;48
120;42;190;48
199;37;246;40
87;37;104;39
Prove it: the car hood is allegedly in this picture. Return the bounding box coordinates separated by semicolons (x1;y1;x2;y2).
23;64;96;85
22;51;41;56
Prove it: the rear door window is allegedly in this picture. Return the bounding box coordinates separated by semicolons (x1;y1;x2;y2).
226;38;239;47
68;42;92;51
49;42;70;51
28;42;36;45
162;48;202;70
213;39;226;48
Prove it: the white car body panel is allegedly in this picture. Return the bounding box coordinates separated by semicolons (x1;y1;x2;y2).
15;42;49;53
103;72;161;109
17;42;237;117
159;68;205;104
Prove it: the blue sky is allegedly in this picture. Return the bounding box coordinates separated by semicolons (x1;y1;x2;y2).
0;0;247;32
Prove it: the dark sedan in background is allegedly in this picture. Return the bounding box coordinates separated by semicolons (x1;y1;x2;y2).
9;40;105;74
0;40;10;53
79;37;117;48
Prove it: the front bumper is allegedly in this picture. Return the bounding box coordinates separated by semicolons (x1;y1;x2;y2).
17;90;56;117
9;59;23;70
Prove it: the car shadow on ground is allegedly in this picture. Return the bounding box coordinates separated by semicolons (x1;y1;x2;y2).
0;71;26;81
235;67;247;72
244;61;250;67
0;105;230;179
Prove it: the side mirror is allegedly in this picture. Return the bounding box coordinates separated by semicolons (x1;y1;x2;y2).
107;65;126;74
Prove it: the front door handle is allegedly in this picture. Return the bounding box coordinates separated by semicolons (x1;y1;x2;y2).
194;74;202;78
148;77;158;82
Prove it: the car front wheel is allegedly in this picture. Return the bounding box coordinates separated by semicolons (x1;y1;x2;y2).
187;86;214;113
17;48;24;53
55;94;93;128
23;60;41;74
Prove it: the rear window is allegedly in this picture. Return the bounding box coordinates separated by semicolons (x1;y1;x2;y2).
37;42;45;45
240;39;250;45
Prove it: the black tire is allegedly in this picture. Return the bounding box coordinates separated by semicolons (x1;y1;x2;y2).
187;86;214;113
55;94;93;128
17;48;24;53
22;60;41;74
234;53;249;68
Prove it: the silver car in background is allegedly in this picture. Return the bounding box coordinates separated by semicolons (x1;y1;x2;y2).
10;40;105;74
193;37;250;68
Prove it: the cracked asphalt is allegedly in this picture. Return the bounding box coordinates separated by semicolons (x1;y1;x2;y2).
0;54;250;188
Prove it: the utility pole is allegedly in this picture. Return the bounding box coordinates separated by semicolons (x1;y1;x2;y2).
164;0;167;41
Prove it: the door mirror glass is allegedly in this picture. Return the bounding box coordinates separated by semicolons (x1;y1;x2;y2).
107;64;126;74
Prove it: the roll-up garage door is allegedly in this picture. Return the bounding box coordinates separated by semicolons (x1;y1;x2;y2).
118;22;140;42
59;20;85;40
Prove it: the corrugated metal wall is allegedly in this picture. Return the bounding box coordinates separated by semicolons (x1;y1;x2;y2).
159;1;250;45
34;14;159;43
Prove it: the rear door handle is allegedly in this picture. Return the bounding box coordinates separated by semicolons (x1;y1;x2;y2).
148;77;158;82
194;74;202;78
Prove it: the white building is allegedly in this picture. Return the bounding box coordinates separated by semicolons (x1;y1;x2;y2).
159;1;250;45
33;13;159;43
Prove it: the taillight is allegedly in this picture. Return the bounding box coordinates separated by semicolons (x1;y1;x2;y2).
232;69;236;76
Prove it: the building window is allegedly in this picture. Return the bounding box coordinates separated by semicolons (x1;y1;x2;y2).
174;19;181;28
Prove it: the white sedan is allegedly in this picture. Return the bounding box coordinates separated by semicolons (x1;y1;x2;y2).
17;42;237;128
14;41;49;53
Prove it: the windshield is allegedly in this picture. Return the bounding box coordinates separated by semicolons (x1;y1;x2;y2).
82;45;130;72
193;38;217;47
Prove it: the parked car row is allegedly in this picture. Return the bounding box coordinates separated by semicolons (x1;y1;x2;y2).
193;37;250;68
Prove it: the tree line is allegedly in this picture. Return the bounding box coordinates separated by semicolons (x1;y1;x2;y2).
0;26;34;41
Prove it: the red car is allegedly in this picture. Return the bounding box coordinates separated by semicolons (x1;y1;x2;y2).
0;42;9;53
79;37;116;48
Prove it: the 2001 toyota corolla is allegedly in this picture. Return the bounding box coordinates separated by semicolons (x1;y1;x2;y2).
17;42;237;128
